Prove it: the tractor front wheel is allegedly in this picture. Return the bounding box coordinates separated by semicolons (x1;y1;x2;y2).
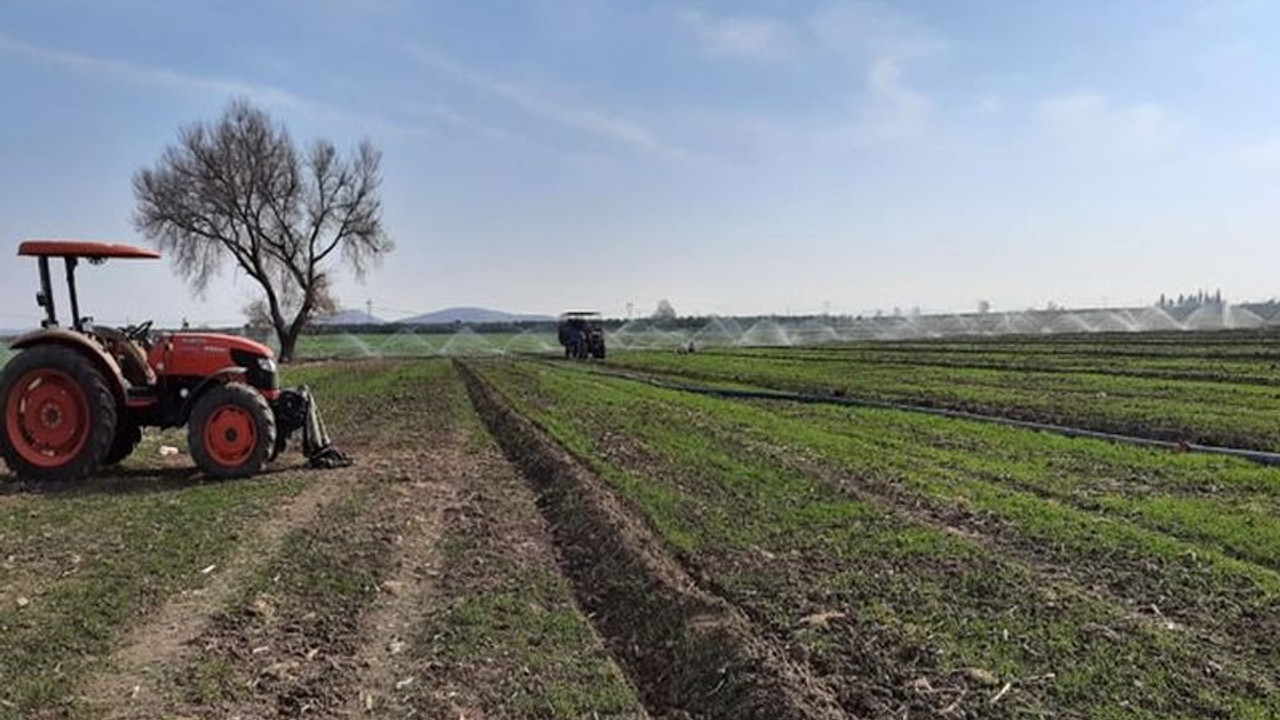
0;345;118;481
188;384;276;479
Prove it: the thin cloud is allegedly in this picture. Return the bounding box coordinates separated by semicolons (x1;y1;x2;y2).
674;8;794;62
809;0;947;64
815;57;933;149
409;101;541;152
1036;91;1183;156
0;35;311;108
409;46;688;160
0;35;427;138
806;1;945;145
1233;137;1280;164
864;57;930;125
971;94;1003;117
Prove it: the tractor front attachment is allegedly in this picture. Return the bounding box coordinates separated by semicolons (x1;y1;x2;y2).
272;386;353;469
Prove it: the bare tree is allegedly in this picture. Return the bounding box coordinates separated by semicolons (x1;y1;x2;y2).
133;99;393;361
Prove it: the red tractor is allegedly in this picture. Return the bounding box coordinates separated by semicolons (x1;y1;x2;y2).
1;240;349;482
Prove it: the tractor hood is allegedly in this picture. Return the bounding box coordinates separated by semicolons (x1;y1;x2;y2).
169;333;276;359
154;333;279;392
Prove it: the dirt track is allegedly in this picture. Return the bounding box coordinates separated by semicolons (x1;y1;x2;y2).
5;360;654;720
78;466;355;718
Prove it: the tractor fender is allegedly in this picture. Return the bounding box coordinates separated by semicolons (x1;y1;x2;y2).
179;366;249;421
9;328;128;403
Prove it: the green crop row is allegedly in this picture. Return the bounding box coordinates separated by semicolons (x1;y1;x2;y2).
715;346;1280;385
794;332;1280;356
606;349;1280;451
475;359;1278;719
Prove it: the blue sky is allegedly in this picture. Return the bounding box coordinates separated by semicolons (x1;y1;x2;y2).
0;0;1277;326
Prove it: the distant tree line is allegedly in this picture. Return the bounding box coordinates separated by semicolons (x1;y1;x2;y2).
303;312;862;336
306;320;560;335
1157;289;1224;309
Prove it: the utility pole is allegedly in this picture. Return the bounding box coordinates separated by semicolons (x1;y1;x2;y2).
626;302;634;320
366;299;373;320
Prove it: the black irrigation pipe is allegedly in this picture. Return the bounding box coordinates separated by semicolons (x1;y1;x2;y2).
562;362;1280;468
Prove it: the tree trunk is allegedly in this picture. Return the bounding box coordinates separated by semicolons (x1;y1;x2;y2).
277;323;302;363
276;298;314;365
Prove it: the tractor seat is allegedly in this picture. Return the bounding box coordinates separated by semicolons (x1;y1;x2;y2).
93;326;156;387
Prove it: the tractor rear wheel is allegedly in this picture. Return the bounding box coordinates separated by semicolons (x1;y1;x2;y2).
188;384;276;479
0;345;118;481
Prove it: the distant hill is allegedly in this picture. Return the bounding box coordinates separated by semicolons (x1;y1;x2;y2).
399;307;554;325
313;309;383;325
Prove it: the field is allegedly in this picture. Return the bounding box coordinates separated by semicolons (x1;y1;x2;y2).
1;334;1278;718
294;331;559;359
606;333;1280;452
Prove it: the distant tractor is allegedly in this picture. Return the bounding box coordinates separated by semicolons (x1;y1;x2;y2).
558;312;606;360
0;240;350;482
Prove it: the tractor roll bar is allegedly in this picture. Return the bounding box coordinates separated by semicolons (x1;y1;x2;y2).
35;256;84;331
37;257;55;328
65;257;82;332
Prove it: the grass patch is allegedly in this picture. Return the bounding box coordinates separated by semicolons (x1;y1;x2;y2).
0;475;301;719
170;486;393;713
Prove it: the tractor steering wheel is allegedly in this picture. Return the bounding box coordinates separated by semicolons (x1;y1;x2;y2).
123;320;153;345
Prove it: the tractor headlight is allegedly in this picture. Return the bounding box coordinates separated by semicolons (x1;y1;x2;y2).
257;357;278;374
